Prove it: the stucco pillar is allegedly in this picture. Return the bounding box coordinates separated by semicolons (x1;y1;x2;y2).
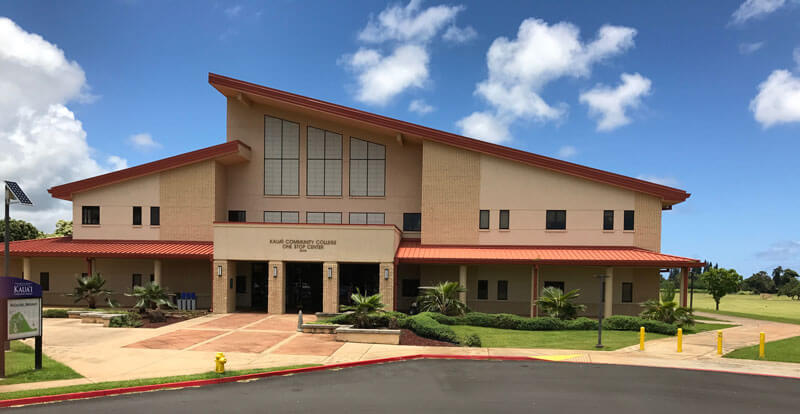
379;262;394;311
604;267;614;317
267;261;284;314
153;259;163;286
458;265;467;304
680;267;689;307
22;257;31;280
322;262;339;314
212;260;235;313
530;264;539;317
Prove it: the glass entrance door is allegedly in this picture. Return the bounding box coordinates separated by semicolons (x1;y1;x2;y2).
251;263;268;310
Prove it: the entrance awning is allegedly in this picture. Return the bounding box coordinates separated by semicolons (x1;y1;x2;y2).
6;237;213;259
395;241;702;267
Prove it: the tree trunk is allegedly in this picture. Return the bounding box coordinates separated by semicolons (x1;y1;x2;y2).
715;301;719;311
88;296;96;309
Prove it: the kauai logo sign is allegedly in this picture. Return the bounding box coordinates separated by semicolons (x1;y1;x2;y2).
0;276;42;299
13;283;33;296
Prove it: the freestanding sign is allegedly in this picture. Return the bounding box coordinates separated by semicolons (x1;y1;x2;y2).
0;276;43;377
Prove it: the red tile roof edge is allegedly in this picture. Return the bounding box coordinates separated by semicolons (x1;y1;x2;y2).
6;237;213;259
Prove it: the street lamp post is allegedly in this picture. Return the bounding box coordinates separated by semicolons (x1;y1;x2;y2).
594;274;609;348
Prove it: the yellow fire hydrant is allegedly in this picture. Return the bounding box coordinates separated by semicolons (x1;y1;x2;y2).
215;352;227;374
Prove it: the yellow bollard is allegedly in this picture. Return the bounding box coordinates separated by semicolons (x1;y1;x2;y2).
759;332;765;359
716;330;723;355
639;327;645;351
215;352;227;374
677;328;683;353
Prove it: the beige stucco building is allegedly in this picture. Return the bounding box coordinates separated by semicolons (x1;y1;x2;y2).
3;73;702;317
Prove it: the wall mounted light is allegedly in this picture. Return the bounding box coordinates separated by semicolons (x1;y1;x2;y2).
217;265;222;277
327;267;333;279
273;265;278;278
384;268;389;280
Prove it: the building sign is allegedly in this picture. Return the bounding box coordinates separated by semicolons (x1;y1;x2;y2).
269;239;337;253
8;298;41;340
0;277;42;299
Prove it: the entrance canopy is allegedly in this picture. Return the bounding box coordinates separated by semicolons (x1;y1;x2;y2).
395;241;702;268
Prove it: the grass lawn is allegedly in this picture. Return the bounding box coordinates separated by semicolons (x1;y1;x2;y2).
724;336;800;363
682;322;737;334
692;293;800;325
0;364;321;401
1;341;82;386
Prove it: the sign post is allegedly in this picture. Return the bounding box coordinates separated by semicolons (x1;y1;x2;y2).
0;277;43;377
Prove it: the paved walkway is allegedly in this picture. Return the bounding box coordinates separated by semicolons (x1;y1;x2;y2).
3;311;799;394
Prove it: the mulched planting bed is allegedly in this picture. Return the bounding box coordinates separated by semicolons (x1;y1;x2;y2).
399;329;456;347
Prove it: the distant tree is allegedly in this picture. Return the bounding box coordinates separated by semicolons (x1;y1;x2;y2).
53;220;73;237
0;219;43;241
742;271;776;294
701;268;743;310
781;269;799;287
777;278;800;300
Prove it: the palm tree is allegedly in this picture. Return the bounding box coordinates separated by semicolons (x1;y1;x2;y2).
417;281;467;316
535;287;586;320
640;298;695;327
67;273;115;309
339;289;384;328
126;283;175;312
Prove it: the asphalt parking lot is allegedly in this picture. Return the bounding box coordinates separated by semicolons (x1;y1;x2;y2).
12;359;799;413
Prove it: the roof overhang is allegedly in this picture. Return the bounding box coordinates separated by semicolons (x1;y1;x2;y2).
48;140;251;201
6;237;213;259
209;73;691;207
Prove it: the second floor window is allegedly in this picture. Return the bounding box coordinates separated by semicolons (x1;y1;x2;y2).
603;210;614;230
403;213;421;232
479;210;489;229
499;210;510;229
349;212;384;225
624;210;635;231
307;127;342;196
265;116;300;196
132;206;142;226
350;138;385;197
82;206;100;225
228;210;246;222
546;210;566;230
264;211;299;223
150;206;160;226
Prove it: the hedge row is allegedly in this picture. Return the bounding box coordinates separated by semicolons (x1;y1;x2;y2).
42;309;69;318
427;312;677;335
323;312;480;346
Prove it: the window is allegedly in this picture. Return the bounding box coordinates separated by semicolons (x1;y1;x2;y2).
622;282;633;303
544;281;565;292
82;206;100;225
81;273;88;279
624;210;635;231
306;212;342;224
228;210;247;222
264;116;300;195
403;213;421;232
236;275;247;294
349;138;385;196
132;274;142;289
132;206;142;226
477;280;488;300
497;280;508;300
603;210;614;231
39;272;50;291
546;210;566;230
264;211;299;223
150;206;160;226
479;210;490;229
150;274;155;283
402;279;420;297
499;210;510;230
349;212;384;224
307;127;342;196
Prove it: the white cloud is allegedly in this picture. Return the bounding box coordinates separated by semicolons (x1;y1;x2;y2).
636;175;678;187
579;72;652;131
224;5;242;18
443;25;477;43
0;17;124;232
456;111;511;144
408;99;435;115
127;132;161;151
106;155;128;171
557;145;577;159
750;69;800;127
457;18;637;142
343;0;469;105
739;41;765;54
730;0;786;24
756;240;800;261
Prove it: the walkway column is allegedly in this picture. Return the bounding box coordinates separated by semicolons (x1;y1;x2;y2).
322;262;339;314
267;261;284;314
153;259;162;286
604;267;614;317
458;265;467;304
22;257;31;280
379;262;395;311
680;267;689;307
212;260;235;314
530;264;539;317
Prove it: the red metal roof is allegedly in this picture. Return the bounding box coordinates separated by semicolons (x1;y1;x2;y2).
209;73;690;206
7;237;213;259
48;140;251;200
395;241;702;267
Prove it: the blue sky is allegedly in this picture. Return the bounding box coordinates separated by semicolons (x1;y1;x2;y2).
1;0;799;276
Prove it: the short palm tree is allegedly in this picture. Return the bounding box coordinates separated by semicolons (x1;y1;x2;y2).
640;298;695;327
417;281;467;316
340;289;384;328
126;283;175;312
536;287;586;320
67;273;116;309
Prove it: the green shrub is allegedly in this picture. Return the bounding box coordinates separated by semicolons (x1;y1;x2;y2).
516;316;566;330
456;312;499;327
602;315;677;335
459;333;482;347
399;313;459;343
108;312;143;328
42;309;69;318
564;317;598;330
322;311;408;327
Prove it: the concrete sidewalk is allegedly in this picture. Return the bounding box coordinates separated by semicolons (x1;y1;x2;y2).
3;311;799;395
